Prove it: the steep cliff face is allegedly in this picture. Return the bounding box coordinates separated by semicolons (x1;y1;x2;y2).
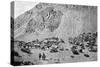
14;3;64;41
14;3;97;43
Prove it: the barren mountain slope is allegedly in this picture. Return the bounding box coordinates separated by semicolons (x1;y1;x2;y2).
14;4;97;43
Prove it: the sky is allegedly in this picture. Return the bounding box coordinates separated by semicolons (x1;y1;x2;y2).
14;1;39;18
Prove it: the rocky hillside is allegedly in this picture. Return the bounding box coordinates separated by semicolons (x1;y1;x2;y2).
11;2;97;66
14;3;97;43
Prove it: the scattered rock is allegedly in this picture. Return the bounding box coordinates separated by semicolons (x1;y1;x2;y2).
84;54;90;57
